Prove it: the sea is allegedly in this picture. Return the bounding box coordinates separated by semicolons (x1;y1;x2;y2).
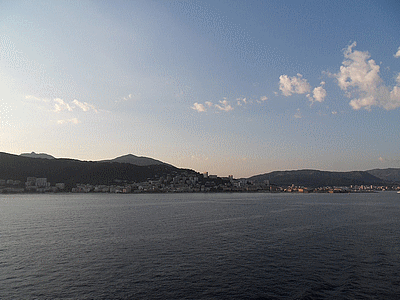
1;192;399;299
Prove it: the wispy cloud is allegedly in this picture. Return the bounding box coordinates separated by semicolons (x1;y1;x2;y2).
334;42;400;110
394;46;400;58
115;93;136;103
25;95;50;103
236;97;247;106
294;108;302;119
256;96;268;104
215;99;233;112
192;93;271;114
54;98;73;112
25;95;101;126
72;99;98;112
279;73;311;96
124;94;134;100
26;95;99;113
191;154;209;161
57;118;80;125
192;99;233;113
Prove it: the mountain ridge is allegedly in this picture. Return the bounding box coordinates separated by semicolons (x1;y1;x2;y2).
1;152;191;189
248;169;398;187
20;152;55;160
99;154;170;166
8;152;400;186
20;152;170;167
365;168;400;183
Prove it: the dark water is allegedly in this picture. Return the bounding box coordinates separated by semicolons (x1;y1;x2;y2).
1;192;400;299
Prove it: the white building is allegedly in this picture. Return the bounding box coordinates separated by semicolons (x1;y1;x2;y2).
35;178;48;188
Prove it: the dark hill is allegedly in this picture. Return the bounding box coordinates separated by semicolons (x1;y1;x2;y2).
366;168;400;183
0;152;189;189
248;169;386;187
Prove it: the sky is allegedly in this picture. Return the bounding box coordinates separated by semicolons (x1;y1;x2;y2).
1;0;400;178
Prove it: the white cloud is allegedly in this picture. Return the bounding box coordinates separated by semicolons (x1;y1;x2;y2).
311;82;327;103
57;118;80;125
215;99;233;112
205;101;213;108
72;99;98;112
191;102;206;112
335;42;400;110
54;98;73;112
394;46;400;58
279;73;311;96
336;42;381;92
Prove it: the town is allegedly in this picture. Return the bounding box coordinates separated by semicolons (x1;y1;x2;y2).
1;172;399;194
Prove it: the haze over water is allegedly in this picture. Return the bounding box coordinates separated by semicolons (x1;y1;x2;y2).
1;192;400;299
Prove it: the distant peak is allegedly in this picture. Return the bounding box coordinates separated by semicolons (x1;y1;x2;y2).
20;152;55;159
100;153;171;167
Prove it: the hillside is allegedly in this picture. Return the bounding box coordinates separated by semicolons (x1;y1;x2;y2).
366;168;400;183
0;152;190;189
248;169;386;187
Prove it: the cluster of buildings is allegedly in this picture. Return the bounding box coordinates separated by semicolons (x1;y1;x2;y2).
0;179;24;193
0;177;65;193
70;176;400;194
1;174;399;194
281;184;400;193
72;172;233;193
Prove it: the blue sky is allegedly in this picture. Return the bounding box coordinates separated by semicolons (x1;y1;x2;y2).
1;0;400;177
